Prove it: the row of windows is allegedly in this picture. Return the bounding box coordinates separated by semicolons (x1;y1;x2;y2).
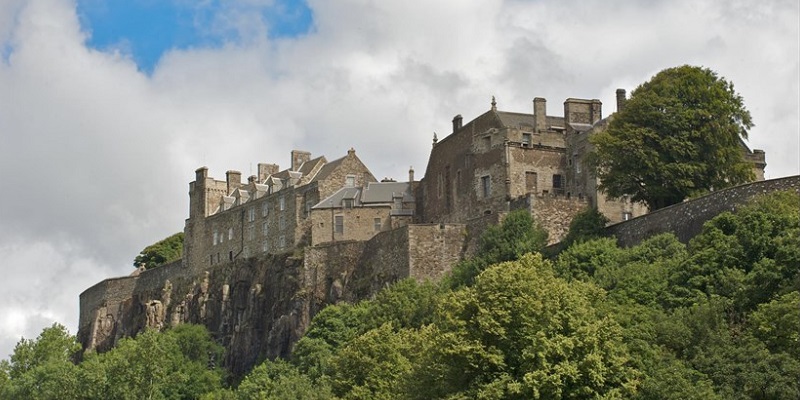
209;236;288;265
245;197;287;222
479;173;564;199
326;216;383;236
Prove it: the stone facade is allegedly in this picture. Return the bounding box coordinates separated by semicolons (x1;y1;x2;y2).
183;148;378;273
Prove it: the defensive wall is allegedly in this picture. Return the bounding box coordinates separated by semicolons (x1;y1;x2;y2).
605;175;800;247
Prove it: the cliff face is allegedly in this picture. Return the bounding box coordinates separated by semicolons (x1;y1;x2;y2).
79;223;472;378
81;254;321;378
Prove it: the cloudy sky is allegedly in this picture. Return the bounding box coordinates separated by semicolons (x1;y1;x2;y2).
0;0;797;358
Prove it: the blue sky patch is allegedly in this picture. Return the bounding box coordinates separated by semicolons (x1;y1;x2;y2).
76;0;313;73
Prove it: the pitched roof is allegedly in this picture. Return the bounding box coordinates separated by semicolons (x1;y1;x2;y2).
310;156;346;183
361;182;413;203
496;111;536;129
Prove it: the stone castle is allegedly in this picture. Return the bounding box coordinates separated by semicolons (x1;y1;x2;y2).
78;90;772;375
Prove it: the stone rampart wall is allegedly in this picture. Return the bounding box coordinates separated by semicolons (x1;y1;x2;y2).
606;175;800;247
407;224;467;282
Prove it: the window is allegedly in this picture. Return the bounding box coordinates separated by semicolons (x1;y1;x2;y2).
279;236;286;249
228;228;234;240
229;251;233;261
522;133;532;146
262;221;269;235
526;171;538;194
623;211;632;221
305;200;313;217
343;198;354;209
552;174;563;189
374;218;382;232
213;231;218;245
279;196;285;211
483;136;491;150
279;215;286;230
393;196;402;210
481;175;491;198
261;203;269;217
334;215;344;234
262;241;269;253
247;226;254;241
210;255;214;265
248;207;255;222
575;157;582;173
345;175;356;187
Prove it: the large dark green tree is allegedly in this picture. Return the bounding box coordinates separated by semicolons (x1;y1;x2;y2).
592;65;755;210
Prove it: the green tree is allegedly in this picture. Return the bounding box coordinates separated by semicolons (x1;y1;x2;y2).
448;210;548;288
421;254;638;398
236;359;330;400
0;324;81;400
78;325;224;399
591;65;755;210
561;207;609;247
134;232;184;269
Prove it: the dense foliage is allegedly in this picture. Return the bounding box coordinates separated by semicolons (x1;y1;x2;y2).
592;65;755;210
0;324;224;399
134;232;184;269
3;192;797;399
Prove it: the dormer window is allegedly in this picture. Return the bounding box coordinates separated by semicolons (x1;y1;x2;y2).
522;133;532;146
343;198;354;209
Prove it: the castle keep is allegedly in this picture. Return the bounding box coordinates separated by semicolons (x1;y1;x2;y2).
78;90;770;373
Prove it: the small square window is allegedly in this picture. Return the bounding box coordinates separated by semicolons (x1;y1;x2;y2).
522;133;532;146
345;175;356;187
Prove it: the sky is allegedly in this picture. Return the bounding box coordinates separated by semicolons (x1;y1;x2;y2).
0;0;798;359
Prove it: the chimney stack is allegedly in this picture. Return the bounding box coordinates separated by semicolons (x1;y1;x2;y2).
533;97;547;133
452;114;463;133
291;150;311;171
408;166;415;182
616;88;627;113
226;170;242;194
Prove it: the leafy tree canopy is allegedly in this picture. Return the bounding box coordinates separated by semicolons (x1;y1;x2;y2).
591;65;755;210
133;232;184;269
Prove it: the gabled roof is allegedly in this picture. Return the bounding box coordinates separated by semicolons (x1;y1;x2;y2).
361;182;414;203
311;156;346;183
312;187;362;209
298;156;326;177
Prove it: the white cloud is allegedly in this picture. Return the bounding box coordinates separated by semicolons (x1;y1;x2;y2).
0;0;797;359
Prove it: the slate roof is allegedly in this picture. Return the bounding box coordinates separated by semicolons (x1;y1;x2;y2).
312;181;414;209
496;111;537;129
361;182;414;203
311;156;346;183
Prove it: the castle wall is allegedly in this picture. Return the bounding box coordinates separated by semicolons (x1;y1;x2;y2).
309;206;390;245
606;175;800;247
407;224;466;281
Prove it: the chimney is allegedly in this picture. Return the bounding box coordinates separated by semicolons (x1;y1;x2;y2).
226;170;242;194
616;88;626;113
290;150;311;171
452;114;463;133
533;97;547;133
408;166;415;182
347;147;356;157
258;163;280;182
195;166;208;183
